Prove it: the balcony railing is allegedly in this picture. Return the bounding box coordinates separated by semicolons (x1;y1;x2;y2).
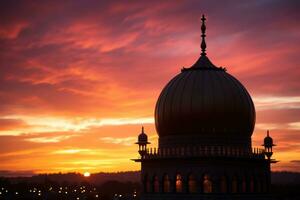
138;146;265;160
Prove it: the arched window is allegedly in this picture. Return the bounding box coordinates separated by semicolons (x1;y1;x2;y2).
250;176;254;192
175;174;183;193
242;177;247;193
188;174;197;193
262;178;267;192
144;175;151;193
163;174;171;193
153;175;159;193
220;176;227;193
256;179;261;193
203;174;212;193
231;176;238;193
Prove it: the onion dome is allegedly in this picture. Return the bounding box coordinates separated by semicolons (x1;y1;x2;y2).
154;15;255;148
136;127;150;144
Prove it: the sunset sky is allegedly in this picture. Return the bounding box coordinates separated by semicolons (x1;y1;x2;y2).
0;0;300;176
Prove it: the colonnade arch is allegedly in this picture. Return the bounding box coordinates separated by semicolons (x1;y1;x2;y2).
144;173;267;194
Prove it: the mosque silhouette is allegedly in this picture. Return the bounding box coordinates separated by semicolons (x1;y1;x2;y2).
133;15;276;200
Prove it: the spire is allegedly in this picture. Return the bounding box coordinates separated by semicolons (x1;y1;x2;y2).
201;14;207;56
142;126;144;134
182;14;225;71
267;130;269;137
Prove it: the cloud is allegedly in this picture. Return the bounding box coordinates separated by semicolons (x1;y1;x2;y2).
290;160;300;163
52;149;94;155
0;170;35;177
0;21;29;39
0;118;27;131
288;122;300;130
255;123;284;131
25;135;78;143
256;122;300;131
254;96;300;110
0;115;153;136
100;137;136;146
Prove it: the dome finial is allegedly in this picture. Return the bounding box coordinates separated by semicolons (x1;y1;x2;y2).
201;14;207;56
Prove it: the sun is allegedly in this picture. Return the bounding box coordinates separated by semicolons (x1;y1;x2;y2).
83;172;90;177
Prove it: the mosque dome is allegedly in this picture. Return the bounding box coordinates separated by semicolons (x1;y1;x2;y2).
154;15;255;148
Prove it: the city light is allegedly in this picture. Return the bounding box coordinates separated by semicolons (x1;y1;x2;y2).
0;184;112;199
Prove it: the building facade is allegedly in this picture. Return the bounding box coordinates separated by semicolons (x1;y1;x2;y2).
134;15;276;200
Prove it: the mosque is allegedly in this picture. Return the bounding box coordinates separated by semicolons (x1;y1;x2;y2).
134;15;276;200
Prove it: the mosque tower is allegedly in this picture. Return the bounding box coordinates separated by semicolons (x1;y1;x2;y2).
134;15;276;200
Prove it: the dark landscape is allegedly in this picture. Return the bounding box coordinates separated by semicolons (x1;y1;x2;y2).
0;171;299;200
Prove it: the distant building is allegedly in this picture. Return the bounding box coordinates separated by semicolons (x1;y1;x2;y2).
134;15;276;200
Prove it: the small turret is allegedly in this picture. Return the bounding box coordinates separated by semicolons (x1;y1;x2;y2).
136;127;150;157
263;130;275;160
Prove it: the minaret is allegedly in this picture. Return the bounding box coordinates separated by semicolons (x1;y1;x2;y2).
135;127;150;158
263;130;275;160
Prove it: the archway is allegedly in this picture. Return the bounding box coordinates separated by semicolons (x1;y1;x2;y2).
153;175;159;193
250;176;254;192
144;174;151;193
203;174;213;193
242;176;247;193
163;174;171;193
175;174;183;193
220;176;227;193
256;179;261;193
231;176;238;193
188;174;197;193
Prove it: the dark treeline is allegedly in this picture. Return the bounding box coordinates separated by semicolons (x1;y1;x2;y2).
0;171;299;199
270;171;300;200
5;171;140;185
4;171;300;185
